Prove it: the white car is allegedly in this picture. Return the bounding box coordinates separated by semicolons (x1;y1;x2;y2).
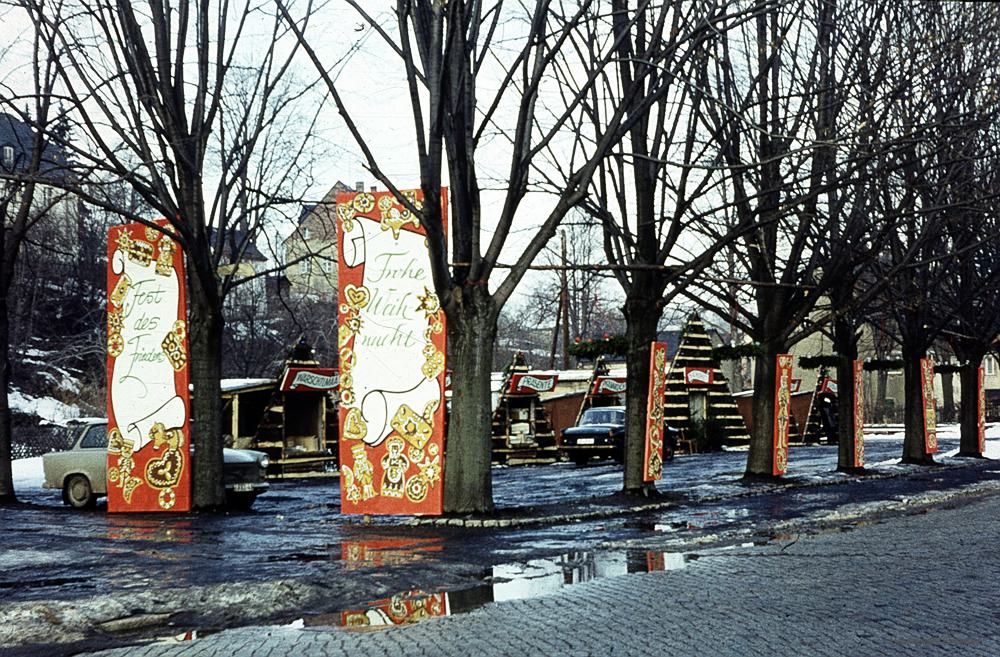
42;420;269;509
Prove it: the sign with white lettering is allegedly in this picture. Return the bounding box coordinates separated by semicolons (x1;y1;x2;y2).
683;367;714;385
337;189;447;516
106;221;190;512
510;373;558;394
592;376;627;395
280;367;339;392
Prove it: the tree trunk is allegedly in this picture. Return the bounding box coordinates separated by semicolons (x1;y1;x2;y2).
958;359;984;457
901;341;934;464
833;319;862;472
442;285;497;514
188;272;226;510
746;344;781;478
941;370;955;422
0;290;15;504
621;295;661;496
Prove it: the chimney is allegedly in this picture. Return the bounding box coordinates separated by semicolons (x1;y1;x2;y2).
355;181;363;192
370;186;377;193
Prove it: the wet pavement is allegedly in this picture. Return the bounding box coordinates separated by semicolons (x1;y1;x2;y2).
2;426;998;655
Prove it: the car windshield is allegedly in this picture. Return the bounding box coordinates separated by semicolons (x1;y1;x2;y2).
580;409;624;426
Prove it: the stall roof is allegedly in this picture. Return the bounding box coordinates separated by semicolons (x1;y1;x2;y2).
221;378;275;393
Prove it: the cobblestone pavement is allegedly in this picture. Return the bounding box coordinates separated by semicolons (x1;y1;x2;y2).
76;492;1000;657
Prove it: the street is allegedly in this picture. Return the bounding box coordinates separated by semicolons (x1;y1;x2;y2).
69;468;1000;657
3;428;1000;656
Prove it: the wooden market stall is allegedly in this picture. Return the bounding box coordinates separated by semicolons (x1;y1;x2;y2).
222;344;340;477
490;352;559;464
663;315;750;452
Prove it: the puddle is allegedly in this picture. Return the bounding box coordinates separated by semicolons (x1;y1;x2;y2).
298;549;689;631
653;507;750;532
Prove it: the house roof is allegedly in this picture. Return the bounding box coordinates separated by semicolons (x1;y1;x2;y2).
209;227;267;262
0;112;70;177
284;180;355;245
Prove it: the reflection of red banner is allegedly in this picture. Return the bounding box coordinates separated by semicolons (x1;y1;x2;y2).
341;591;448;628
773;354;793;475
280;367;339;392
820;378;838;395
852;361;864;468
592;376;627;395
790;378;802;393
979;366;986;454
337;189;447;516
643;342;668;482
920;358;938;454
106;221;191;513
341;538;444;570
683;367;714;385
509;373;558;394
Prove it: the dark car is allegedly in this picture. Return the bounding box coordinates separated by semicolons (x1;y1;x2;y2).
561;406;678;466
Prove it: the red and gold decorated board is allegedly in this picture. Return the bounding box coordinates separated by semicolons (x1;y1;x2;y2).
643;341;668;482
106;221;190;513
683;367;714;386
337;189;447;515
280;367;339;392
920;358;937;454
852;360;864;468
979;366;987;454
509;373;558;394
341;591;448;628
591;376;627;396
773;354;793;476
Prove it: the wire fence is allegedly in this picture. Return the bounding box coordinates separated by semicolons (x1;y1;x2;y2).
12;425;76;460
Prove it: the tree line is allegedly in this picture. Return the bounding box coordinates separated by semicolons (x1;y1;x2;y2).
2;0;1000;513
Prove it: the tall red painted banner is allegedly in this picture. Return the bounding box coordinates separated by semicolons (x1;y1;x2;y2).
773;354;793;475
979;366;987;454
106;221;191;512
920;358;938;454
643;341;668;482
337;189;447;515
852;360;865;468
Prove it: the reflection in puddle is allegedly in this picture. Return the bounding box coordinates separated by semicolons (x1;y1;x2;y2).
310;549;688;632
341;538;445;570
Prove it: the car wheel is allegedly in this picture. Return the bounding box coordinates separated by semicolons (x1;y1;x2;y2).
64;475;95;509
225;492;258;511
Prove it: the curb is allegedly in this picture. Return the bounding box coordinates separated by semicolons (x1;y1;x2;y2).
398;458;987;529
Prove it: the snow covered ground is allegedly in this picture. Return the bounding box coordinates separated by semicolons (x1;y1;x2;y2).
9;388;81;424
12;456;45;489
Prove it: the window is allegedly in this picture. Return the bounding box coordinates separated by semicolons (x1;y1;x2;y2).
986;357;997;376
1;145;13;167
301;259;311;275
321;259;331;273
80;424;109;449
301;227;310;240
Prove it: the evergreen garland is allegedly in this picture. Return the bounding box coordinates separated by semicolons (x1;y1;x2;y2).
568;335;629;359
712;343;764;361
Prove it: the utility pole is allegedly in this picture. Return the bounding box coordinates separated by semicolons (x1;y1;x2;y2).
561;230;570;369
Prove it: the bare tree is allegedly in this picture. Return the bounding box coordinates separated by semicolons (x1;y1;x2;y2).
567;0;768;493
0;4;69;502
875;3;1000;464
279;0;711;512
22;0;324;508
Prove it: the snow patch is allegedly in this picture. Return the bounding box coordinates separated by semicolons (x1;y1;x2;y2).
11;457;45;489
9;389;81;424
